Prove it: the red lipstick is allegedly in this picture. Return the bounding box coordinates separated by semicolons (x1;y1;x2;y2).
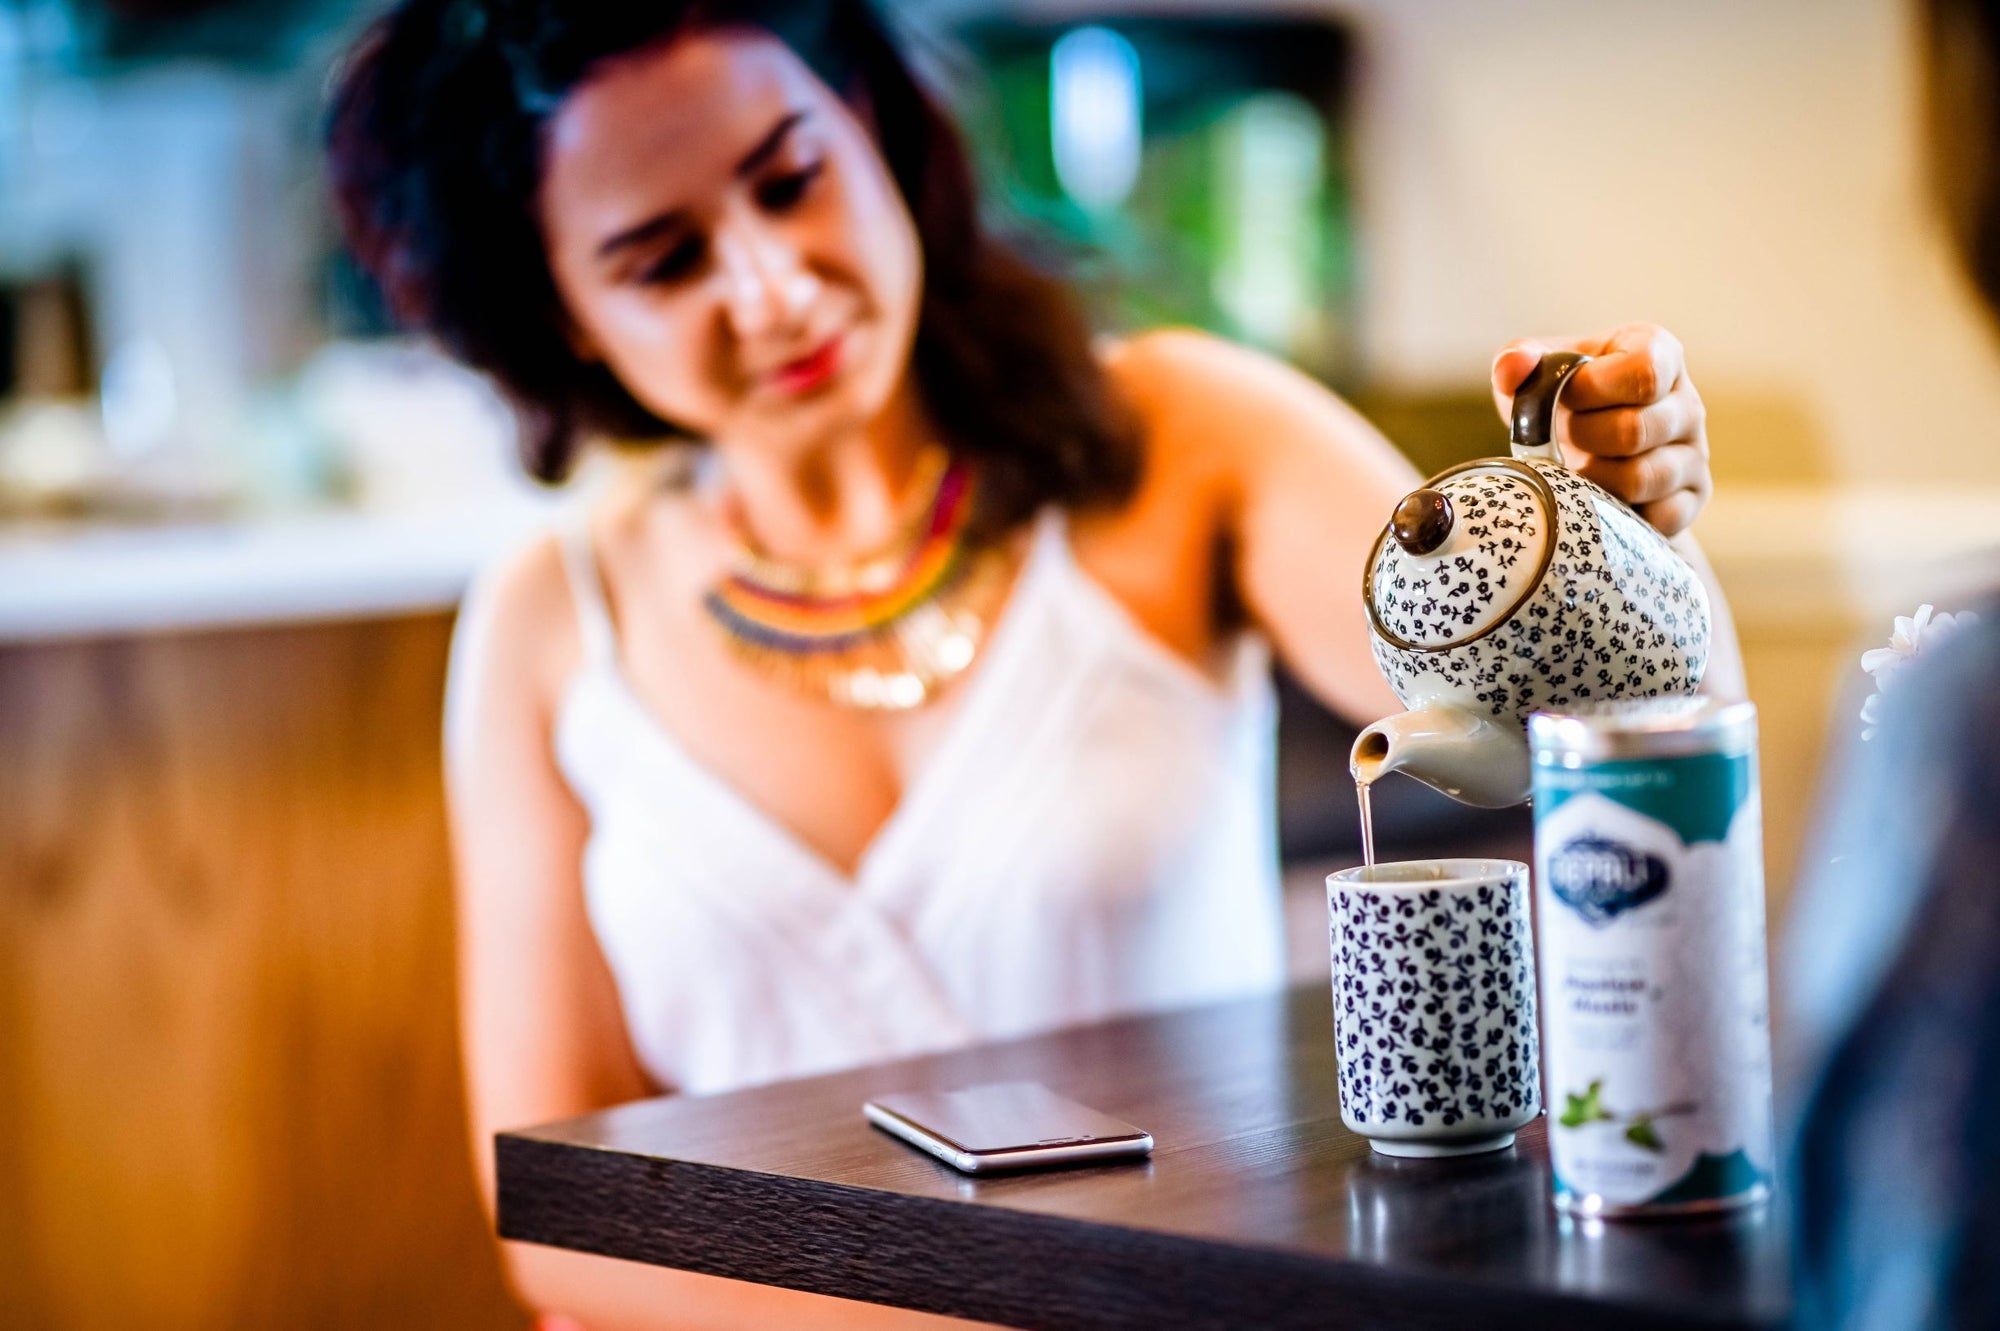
770;332;845;395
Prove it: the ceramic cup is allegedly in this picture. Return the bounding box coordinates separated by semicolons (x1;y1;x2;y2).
1326;859;1541;1157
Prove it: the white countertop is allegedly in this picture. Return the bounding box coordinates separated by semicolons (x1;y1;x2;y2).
1696;483;2000;627
0;495;567;643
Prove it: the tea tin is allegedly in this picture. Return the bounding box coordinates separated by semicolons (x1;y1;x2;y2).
1529;698;1774;1217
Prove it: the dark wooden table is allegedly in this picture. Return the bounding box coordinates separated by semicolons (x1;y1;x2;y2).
497;985;1788;1331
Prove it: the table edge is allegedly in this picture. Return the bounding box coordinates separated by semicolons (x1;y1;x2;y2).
495;1128;1778;1331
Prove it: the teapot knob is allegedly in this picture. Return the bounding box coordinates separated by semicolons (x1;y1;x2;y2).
1390;488;1455;556
1509;351;1592;462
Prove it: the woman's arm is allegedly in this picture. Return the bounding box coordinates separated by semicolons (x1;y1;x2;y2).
1115;325;1743;721
1109;329;1415;725
1676;531;1748;701
446;538;987;1331
446;537;655;1204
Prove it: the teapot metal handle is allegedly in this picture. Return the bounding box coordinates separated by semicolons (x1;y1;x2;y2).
1509;351;1591;464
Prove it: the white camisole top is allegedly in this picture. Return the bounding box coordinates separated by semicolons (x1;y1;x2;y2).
555;507;1285;1097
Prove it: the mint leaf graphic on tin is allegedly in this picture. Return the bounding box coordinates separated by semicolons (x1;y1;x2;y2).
1558;1081;1683;1151
1559;1079;1614;1128
1623;1116;1665;1152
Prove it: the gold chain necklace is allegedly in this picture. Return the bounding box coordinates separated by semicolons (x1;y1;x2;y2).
701;453;1010;711
722;446;950;599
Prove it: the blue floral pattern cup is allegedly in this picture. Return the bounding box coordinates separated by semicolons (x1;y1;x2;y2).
1326;859;1541;1157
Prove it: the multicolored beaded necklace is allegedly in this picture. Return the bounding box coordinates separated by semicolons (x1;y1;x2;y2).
701;454;1010;711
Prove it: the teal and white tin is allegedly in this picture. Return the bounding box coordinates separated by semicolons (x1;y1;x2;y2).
1529;698;1773;1217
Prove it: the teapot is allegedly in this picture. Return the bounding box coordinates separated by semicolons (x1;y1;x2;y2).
1350;352;1711;806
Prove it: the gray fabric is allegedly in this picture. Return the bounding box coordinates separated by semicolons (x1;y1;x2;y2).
1783;599;2000;1331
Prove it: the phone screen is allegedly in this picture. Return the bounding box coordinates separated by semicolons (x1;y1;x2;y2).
865;1081;1150;1156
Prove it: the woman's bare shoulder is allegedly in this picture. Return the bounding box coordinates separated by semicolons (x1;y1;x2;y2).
1104;326;1318;410
452;479;689;713
1101;327;1397;505
1104;328;1377;461
450;526;588;737
1099;328;1257;493
1112;325;1424;481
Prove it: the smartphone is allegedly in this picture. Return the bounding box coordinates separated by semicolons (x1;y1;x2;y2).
863;1081;1153;1174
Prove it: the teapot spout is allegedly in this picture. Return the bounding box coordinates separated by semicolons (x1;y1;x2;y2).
1349;705;1531;808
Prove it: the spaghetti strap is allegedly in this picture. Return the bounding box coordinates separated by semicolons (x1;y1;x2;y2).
558;519;617;665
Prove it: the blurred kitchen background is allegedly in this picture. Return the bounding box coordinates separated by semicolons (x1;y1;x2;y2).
6;0;1999;1326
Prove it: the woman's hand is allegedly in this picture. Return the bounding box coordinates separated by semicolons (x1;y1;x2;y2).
1491;323;1711;537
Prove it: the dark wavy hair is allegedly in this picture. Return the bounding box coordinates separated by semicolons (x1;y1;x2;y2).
1924;0;2000;322
326;0;1140;534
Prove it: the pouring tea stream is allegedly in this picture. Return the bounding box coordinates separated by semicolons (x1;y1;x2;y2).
1350;352;1713;822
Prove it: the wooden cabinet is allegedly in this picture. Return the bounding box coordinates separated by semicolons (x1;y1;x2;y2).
0;614;525;1330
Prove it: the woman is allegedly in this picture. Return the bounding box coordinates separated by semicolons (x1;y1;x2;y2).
328;2;1737;1326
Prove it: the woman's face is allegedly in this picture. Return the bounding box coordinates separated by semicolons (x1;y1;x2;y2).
537;29;922;453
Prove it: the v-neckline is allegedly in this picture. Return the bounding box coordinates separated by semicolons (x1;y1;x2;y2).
573;511;1062;895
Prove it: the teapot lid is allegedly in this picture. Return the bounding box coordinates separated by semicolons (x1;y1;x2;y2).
1364;457;1557;652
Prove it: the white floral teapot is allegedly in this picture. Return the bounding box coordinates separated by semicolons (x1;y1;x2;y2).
1350;352;1712;806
